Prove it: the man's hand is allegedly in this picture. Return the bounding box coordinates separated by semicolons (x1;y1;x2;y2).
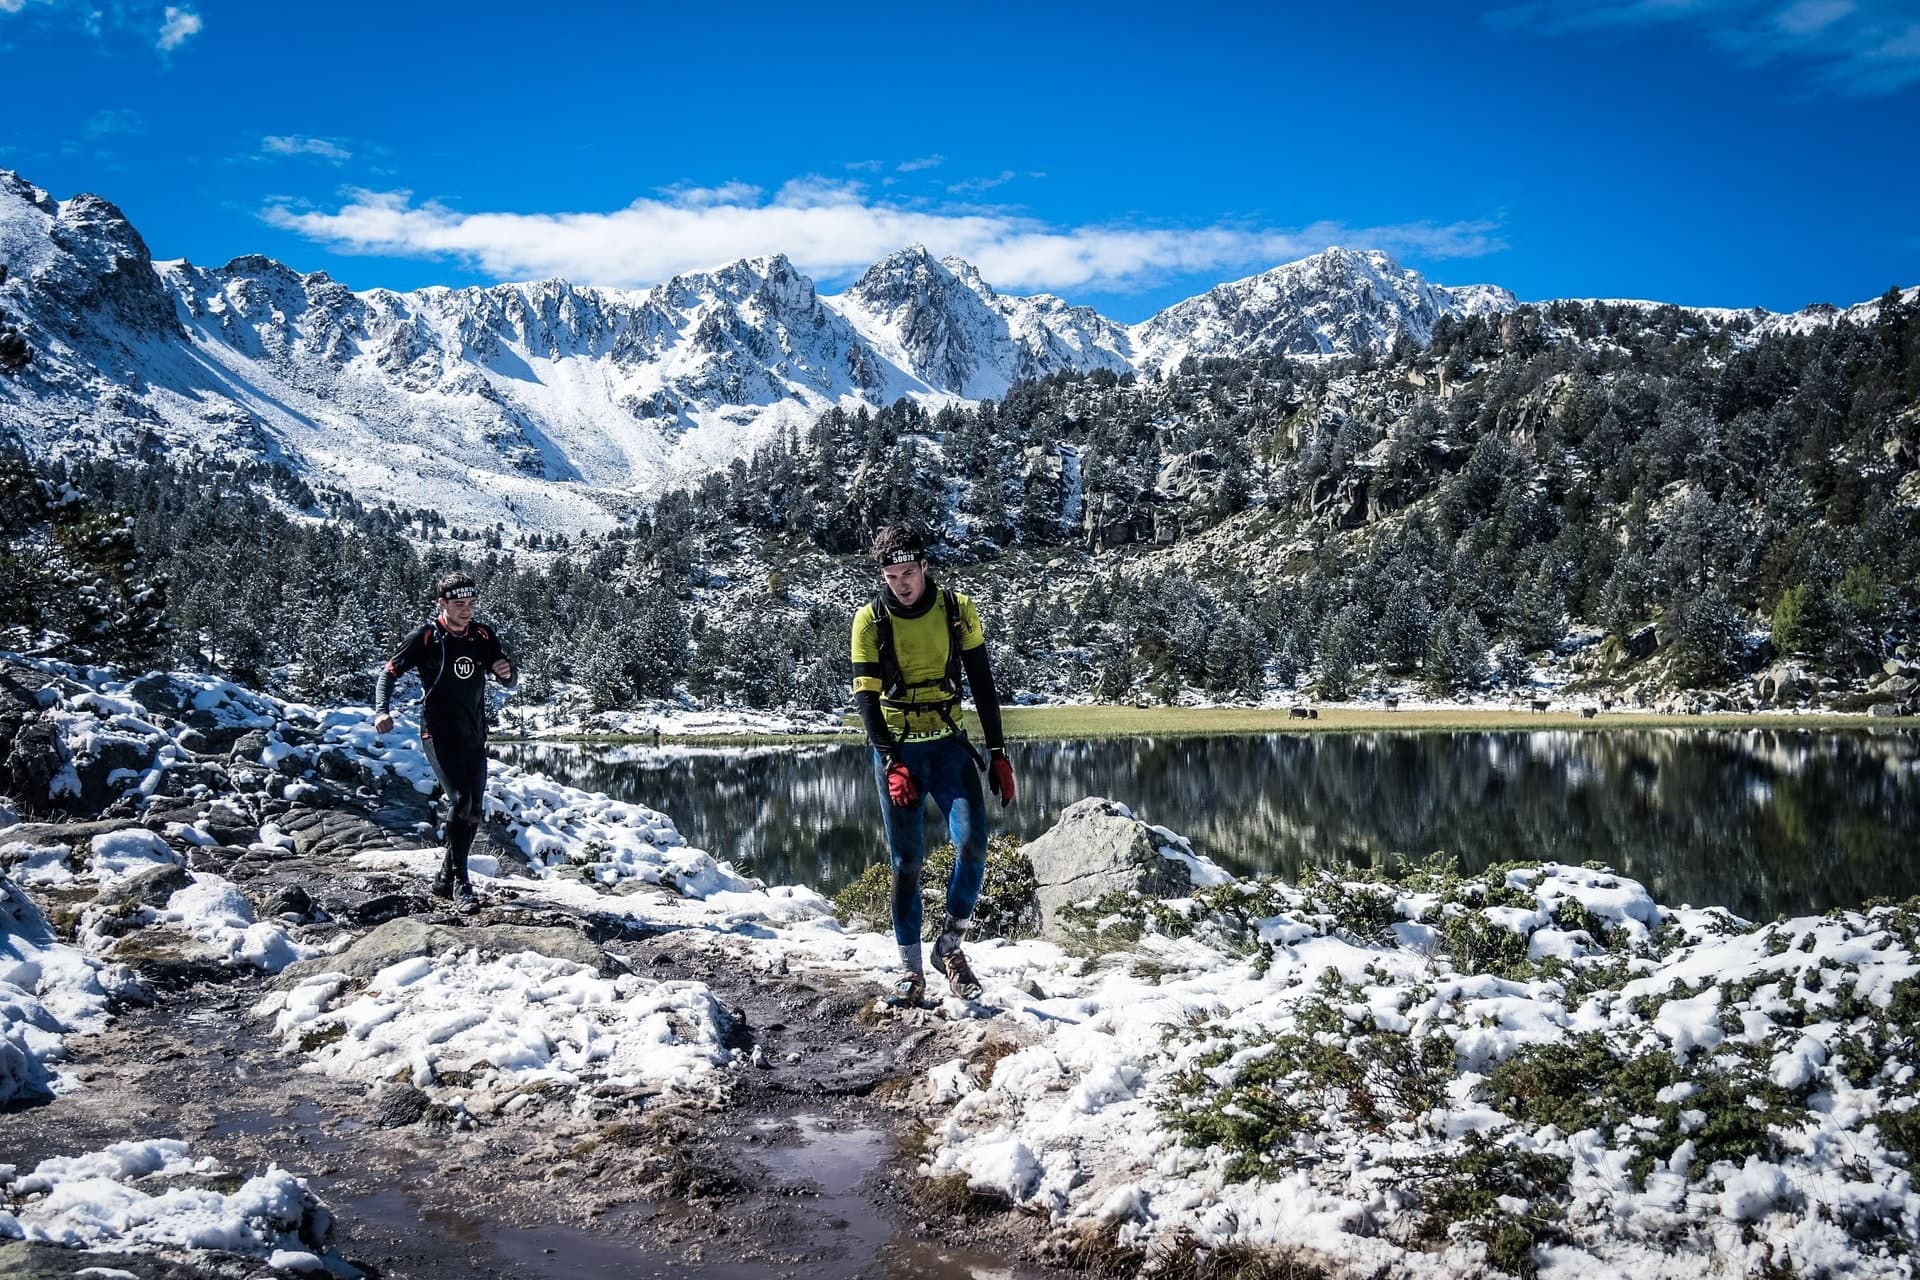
987;750;1016;807
885;760;919;808
491;658;514;681
373;713;394;735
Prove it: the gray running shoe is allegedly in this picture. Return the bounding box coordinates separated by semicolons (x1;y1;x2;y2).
939;948;982;1000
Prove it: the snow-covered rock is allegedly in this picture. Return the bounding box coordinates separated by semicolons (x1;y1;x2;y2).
1022;796;1233;936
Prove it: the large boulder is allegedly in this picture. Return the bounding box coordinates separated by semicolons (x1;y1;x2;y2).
1022;797;1228;939
273;805;424;860
1754;663;1814;706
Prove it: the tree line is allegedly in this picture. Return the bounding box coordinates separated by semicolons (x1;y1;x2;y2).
1;288;1915;711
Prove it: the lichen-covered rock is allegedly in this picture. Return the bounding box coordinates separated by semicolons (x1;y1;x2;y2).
1022;797;1226;938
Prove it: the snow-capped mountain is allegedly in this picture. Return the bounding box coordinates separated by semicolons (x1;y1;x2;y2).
1130;247;1516;370
14;167;1805;538
826;246;1135;399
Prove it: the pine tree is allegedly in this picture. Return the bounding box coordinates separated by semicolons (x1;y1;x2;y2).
0;452;172;668
578;624;632;712
1377;580;1432;674
1315;604;1369;701
1664;586;1745;687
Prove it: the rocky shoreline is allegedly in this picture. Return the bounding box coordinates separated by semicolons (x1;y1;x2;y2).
4;653;1918;1279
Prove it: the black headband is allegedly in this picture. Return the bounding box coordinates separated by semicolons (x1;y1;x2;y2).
879;549;923;566
439;586;478;601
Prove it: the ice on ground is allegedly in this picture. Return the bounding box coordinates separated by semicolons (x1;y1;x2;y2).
9;654;1919;1278
87;829;179;886
902;861;1920;1278
0;1139;337;1264
0;876;144;1105
258;949;735;1098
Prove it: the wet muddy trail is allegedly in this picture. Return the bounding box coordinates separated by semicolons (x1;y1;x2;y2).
1;922;1062;1279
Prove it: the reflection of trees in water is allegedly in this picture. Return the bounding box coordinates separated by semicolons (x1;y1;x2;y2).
498;731;1920;921
1018;731;1920;922
499;743;880;891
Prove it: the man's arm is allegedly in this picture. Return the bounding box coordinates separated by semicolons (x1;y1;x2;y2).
854;690;900;757
372;630;423;731
958;644;1005;750
485;627;518;687
960;643;1016;805
850;605;901;757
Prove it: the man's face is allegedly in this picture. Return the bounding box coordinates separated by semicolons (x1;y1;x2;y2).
881;558;927;607
439;595;478;629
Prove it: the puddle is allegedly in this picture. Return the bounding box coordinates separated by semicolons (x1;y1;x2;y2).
753;1112;892;1195
486;1221;768;1279
206;1098;362;1158
204;1100;1036;1278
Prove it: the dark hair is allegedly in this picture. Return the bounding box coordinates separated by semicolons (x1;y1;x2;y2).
869;525;926;567
434;571;478;600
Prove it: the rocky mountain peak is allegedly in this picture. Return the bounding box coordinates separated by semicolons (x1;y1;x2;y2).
36;190;178;342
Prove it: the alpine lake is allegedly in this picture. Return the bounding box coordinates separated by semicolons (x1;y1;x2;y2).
493;722;1920;924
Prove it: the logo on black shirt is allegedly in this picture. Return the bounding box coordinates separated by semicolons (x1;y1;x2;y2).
454;656;477;680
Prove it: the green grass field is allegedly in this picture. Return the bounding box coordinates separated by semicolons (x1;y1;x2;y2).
533;703;1918;747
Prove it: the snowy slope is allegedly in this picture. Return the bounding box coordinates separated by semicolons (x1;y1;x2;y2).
1130;247;1520;369
0;174;1526;534
4;167;1899;537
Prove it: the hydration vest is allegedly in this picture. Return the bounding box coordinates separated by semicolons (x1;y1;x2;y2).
872;586;965;718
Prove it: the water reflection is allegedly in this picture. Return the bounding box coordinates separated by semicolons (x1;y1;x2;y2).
495;730;1920;922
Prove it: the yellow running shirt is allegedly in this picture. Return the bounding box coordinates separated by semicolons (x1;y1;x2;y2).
850;590;986;741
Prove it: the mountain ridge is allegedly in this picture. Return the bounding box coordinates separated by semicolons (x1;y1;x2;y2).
0;168;1896;536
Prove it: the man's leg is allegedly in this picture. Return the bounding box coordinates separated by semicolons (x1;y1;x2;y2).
928;735;988;932
874;745;928;977
926;736;988;996
446;746;487;906
421;738;459;897
427;737;485;907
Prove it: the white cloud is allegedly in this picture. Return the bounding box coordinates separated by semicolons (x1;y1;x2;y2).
83;108;146;140
897;154;945;172
263;134;351;163
1774;0;1854;37
948;170;1017;195
1484;0;1920;93
156;5;200;51
264;182;1505;295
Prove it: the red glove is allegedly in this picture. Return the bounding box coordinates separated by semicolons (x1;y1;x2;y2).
987;750;1016;807
885;760;919;808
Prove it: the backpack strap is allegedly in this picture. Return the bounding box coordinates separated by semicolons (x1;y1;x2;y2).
872;590;905;698
419;621;452;700
873;588;982;766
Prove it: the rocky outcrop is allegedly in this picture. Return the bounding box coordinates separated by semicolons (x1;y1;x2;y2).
1021;797;1215;938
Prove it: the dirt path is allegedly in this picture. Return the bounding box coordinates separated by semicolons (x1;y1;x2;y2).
1;917;1065;1280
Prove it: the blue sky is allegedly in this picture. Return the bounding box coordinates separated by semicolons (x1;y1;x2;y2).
2;0;1915;321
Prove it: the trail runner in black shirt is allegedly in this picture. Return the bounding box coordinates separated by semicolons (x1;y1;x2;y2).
372;571;516;910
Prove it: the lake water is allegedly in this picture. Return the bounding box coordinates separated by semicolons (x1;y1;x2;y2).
495;729;1920;924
